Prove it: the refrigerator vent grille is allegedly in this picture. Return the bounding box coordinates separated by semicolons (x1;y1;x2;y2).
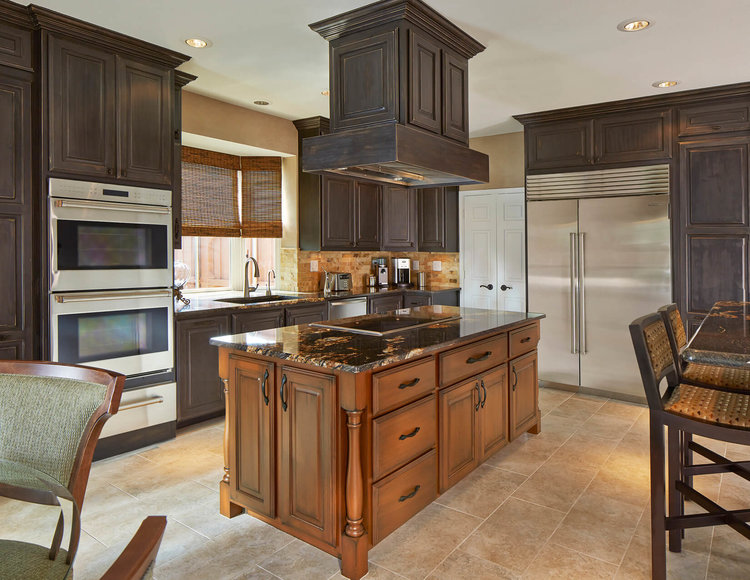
526;164;669;200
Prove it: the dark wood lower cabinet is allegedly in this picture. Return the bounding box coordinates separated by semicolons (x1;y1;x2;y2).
510;351;539;440
232;308;284;333
277;366;337;548
285;302;328;326
403;294;431;308
176;314;230;426
228;356;275;517
369;294;403;314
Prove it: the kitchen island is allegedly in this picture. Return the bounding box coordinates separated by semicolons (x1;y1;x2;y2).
210;306;544;579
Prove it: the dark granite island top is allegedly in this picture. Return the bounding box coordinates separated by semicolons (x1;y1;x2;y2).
683;301;750;368
209;306;545;373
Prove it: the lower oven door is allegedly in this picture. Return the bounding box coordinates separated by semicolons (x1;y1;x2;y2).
99;382;177;438
49;197;172;292
50;289;174;389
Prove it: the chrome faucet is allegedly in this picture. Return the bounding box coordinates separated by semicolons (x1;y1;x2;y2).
244;253;260;297
266;269;275;296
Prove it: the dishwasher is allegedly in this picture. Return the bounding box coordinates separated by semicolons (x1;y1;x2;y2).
328;296;368;320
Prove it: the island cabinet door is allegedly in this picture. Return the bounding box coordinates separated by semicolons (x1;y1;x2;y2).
277;367;338;548
478;365;509;461
228;357;275;518
509;351;539;441
439;378;479;492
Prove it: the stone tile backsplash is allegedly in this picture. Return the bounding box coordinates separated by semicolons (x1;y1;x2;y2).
279;248;459;292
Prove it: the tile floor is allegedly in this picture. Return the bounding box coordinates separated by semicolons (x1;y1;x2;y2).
2;387;749;579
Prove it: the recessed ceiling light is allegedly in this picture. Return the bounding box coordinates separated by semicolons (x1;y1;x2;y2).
185;38;211;48
321;89;329;97
652;80;679;88
617;19;652;32
253;100;271;106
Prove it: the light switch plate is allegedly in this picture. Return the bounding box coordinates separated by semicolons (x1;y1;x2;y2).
310;260;318;272
412;260;419;271
432;260;442;271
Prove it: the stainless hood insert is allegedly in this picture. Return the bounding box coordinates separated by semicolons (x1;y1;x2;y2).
303;0;489;187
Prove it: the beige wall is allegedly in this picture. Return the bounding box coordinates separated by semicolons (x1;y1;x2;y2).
463;131;525;191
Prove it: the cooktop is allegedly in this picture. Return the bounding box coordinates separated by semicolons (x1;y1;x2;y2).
311;311;461;336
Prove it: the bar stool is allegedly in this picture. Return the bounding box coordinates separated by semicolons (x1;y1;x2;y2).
629;313;750;580
658;304;750;393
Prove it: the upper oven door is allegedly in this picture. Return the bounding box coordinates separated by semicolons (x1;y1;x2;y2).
50;289;174;385
49;197;172;292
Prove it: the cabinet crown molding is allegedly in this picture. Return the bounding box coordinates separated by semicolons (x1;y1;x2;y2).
0;0;32;28
309;0;485;59
29;4;191;69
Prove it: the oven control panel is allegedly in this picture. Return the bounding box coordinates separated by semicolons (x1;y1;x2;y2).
49;178;172;207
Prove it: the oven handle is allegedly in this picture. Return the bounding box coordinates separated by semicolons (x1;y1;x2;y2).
53;199;171;215
119;396;164;412
54;289;173;303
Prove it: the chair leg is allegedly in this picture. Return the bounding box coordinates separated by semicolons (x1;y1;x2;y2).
668;427;682;552
650;412;667;580
683;432;694;491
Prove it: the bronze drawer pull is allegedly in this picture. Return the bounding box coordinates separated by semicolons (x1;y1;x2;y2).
467;351;491;364
280;374;288;412
261;369;269;406
398;378;420;390
520;337;532;343
399;427;420;440
398;485;420;502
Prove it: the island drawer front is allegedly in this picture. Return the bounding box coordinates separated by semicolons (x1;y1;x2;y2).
372;357;436;416
372;449;437;545
439;333;508;387
372;394;437;481
509;323;540;358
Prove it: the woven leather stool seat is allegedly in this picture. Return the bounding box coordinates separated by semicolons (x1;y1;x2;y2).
682;363;750;391
665;383;750;429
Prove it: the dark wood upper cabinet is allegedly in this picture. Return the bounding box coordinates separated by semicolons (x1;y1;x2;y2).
382;185;417;251
0;71;33;360
418;186;458;252
408;29;441;134
0;22;32;71
117;57;172;185
354;180;382;249
679;98;750;137
593;109;672;164
330;29;398;132
442;51;469;143
321;175;355;249
526;120;593;171
48;35;117;179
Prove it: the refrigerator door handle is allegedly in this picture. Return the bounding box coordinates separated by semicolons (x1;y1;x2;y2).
570;233;578;354
579;232;587;354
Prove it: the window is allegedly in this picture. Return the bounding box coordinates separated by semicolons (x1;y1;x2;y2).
174;237;277;292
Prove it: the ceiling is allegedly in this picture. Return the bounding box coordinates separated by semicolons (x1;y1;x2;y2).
31;0;750;137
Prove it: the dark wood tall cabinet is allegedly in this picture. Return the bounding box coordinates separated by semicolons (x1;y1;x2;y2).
417;186;458;252
382;185;417;250
0;14;33;360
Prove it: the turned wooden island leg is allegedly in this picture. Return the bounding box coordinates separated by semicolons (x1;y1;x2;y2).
220;377;243;518
341;408;368;580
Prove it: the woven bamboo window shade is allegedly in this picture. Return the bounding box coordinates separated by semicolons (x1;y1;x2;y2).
181;147;241;237
240;157;282;238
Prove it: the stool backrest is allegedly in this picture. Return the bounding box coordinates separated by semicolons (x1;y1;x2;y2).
629;313;679;410
658;304;687;370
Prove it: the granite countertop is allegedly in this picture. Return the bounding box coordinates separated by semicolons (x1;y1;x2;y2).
175;284;461;317
683;301;750;368
209;305;544;373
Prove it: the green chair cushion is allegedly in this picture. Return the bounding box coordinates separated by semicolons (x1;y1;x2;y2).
0;540;70;579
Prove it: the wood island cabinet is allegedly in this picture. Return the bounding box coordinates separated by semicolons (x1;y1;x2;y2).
217;316;542;579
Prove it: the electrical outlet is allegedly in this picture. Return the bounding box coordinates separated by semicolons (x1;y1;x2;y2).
412;260;419;271
432;260;442;271
310;260;318;272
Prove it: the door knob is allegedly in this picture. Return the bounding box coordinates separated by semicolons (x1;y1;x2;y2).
480;284;493;290
500;284;513;291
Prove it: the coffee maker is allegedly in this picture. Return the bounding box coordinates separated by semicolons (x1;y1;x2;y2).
391;258;411;287
372;257;389;287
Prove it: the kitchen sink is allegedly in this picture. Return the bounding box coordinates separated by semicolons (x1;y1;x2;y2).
217;295;297;305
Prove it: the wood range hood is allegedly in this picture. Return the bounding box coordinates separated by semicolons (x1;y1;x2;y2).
302;0;489;187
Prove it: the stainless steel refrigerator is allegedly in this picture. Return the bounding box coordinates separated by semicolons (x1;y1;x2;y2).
527;165;671;401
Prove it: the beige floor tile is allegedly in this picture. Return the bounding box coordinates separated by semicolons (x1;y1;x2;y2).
538;388;573;416
232;566;282;580
512;456;598;512
436;464;527;518
459;498;565;574
549;489;640;565
550;432;620;470
717;471;750;510
257;539;341;580
330;562;408;579
595;400;645;421
614;533;650;579
548;397;605;423
523;542;617;579
577;413;637;441
706;525;750;579
369;503;481;579
724;441;750;461
587;452;650;509
427;550;519;579
484;432;566;476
